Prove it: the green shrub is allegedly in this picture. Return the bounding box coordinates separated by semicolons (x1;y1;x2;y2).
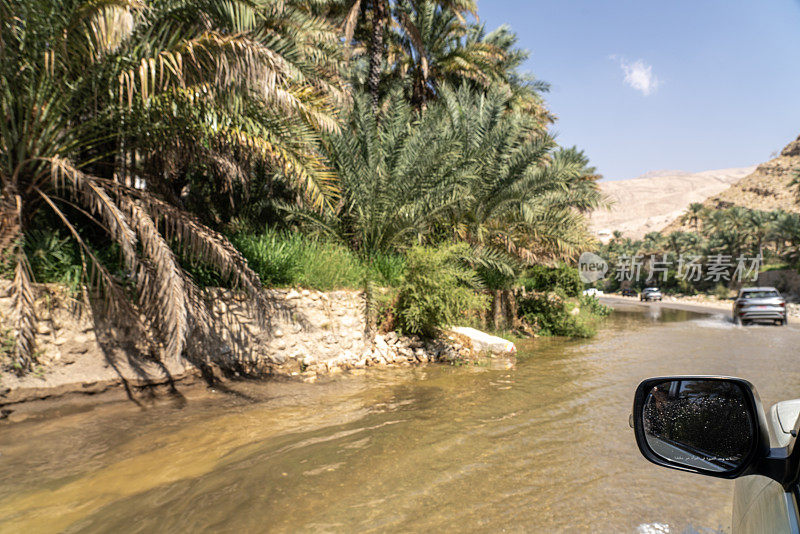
395;244;488;337
0;230;85;291
520;264;582;297
713;283;731;300
579;294;612;317
517;290;603;338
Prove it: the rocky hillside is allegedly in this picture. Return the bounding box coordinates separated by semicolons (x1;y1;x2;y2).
664;134;800;233
590;166;756;241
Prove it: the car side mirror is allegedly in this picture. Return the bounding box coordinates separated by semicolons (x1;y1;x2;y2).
633;377;761;477
633;376;800;488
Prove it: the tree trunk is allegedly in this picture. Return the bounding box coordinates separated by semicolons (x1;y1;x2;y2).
504;289;518;329
367;0;387;112
492;289;503;331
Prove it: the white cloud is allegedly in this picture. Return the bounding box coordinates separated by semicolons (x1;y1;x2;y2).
610;56;661;96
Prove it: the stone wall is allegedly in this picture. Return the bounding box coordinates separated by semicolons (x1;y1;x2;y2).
0;284;497;404
213;288;483;378
207;288;370;376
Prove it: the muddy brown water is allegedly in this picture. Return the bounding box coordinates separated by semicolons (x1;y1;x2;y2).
2;303;800;533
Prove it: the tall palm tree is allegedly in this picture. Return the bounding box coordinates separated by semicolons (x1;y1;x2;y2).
290;87;466;253
391;3;504;108
335;0;476;110
642;232;665;255
681;202;708;231
1;0;344;371
769;211;800;259
705;208;749;259
434;86;602;267
744;209;774;259
295;84;600;268
666;231;701;258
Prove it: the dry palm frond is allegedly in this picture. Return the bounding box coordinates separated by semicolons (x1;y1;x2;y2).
342;0;362;54
49;157;137;270
124;199;188;363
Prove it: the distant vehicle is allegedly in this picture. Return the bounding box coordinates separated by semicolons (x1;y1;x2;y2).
621;288;637;297
583;288;604;297
733;287;786;326
640;287;662;302
632;376;800;533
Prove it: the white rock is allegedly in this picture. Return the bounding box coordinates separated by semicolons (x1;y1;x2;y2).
374;334;389;351
286;290;301;300
448;327;516;354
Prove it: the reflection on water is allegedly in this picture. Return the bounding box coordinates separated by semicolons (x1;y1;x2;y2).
2;307;800;532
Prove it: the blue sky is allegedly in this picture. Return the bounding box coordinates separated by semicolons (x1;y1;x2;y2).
477;0;800;180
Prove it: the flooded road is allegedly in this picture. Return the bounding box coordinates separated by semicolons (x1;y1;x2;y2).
2;305;800;533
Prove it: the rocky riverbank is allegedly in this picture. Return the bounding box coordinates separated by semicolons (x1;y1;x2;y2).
0;284;514;409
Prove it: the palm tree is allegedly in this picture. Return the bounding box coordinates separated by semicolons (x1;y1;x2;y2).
295;84;601;267
744;209;774;259
704;208;750;259
435;86;602;267
642;232;665;255
666;231;701;258
390;4;504;108
335;0;476;110
681;202;707;231
769;211;800;260
290;87;465;254
1;0;344;371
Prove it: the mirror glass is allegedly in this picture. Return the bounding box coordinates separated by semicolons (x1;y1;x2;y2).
642;379;755;472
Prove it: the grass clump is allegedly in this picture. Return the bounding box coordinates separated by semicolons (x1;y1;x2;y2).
231;229;406;291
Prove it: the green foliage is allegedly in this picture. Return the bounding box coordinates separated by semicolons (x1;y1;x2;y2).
713;283;731;300
395;244;488;337
1;0;604;373
0;227;120;293
294;85;601;290
579;294;612;317
367;253;407;288
519;264;582;297
517;291;588;337
232;230;364;290
22;230;84;292
517;290;608;338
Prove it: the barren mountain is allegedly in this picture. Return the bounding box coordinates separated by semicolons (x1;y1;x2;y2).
590;166;756;241
662;134;800;234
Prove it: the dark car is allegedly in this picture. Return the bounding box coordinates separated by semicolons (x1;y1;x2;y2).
632;376;800;533
640;287;662;302
733;287;786;326
621;288;637;297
